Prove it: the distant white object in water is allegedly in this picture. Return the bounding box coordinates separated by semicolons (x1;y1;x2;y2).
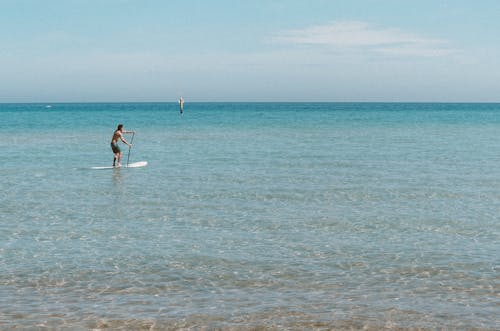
179;96;184;114
45;105;52;108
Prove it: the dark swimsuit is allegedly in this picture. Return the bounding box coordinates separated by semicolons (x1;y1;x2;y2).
111;142;121;153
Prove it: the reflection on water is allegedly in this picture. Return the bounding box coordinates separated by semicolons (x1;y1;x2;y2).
112;167;124;185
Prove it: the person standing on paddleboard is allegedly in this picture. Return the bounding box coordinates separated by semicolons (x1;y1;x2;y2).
179;96;184;115
111;124;134;167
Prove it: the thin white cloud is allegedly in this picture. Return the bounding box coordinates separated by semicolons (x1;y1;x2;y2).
272;21;455;57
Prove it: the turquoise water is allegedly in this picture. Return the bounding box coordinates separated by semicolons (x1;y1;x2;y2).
1;103;499;330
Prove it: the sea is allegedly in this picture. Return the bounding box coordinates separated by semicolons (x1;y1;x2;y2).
0;102;499;330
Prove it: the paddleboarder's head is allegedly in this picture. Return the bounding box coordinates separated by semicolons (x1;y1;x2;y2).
117;124;123;131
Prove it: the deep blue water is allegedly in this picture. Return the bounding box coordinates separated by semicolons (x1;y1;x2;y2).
1;103;499;330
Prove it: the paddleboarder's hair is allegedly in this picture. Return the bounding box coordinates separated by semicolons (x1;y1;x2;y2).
117;124;123;130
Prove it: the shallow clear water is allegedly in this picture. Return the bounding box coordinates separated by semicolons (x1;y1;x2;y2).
1;103;499;330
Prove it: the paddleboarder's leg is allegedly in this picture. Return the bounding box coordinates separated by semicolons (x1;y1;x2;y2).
111;142;121;167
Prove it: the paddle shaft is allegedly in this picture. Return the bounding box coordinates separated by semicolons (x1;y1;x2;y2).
126;132;135;166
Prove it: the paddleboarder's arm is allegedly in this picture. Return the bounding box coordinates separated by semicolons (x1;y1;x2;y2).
119;133;131;146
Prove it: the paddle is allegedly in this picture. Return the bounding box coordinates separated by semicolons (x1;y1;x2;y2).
126;132;135;167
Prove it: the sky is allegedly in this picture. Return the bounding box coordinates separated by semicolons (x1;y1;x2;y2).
1;0;500;102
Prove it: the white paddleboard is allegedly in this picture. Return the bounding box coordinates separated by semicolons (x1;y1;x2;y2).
91;161;148;170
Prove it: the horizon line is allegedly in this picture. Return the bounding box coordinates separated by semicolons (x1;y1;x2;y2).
2;100;500;105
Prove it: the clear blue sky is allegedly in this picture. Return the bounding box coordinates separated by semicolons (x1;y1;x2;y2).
1;0;499;102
